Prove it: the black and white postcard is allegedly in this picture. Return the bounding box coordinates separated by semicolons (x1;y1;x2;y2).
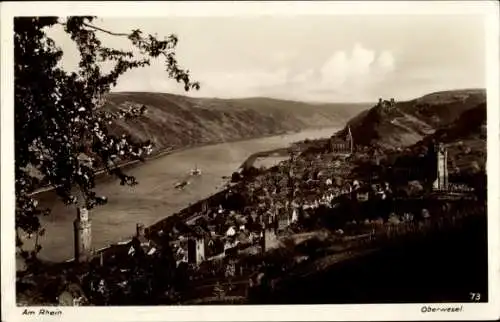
1;1;499;321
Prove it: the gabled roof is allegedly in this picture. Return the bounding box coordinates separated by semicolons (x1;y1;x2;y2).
184;224;208;238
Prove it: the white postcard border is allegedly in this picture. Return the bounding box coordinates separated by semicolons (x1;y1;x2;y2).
2;1;499;321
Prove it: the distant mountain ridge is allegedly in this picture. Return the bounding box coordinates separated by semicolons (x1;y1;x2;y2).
104;92;371;155
26;92;370;193
344;89;486;149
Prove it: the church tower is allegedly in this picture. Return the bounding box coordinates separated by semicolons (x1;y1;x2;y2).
346;126;354;154
187;236;205;266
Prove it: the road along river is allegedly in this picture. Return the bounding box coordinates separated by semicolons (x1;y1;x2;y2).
23;127;339;263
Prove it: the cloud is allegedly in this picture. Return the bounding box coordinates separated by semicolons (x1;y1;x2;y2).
378;50;395;71
113;42;398;102
115;67;290;98
45;15;484;103
269;51;298;63
274;43;397;101
318;43;395;92
197;69;289;97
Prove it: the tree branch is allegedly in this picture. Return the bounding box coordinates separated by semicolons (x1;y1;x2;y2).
81;22;130;37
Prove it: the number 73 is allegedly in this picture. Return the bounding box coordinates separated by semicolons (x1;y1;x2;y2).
469;293;481;301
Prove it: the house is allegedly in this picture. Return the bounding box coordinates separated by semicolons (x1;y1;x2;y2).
236;230;251;245
226;226;236;237
356;191;370;202
223;239;240;257
352;186;370;202
277;211;290;231
177;224;209;266
128;223;157;256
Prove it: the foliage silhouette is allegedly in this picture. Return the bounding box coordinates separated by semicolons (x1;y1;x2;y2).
15;16;200;265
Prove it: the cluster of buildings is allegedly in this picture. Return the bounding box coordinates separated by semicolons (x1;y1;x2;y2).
72;143;365;268
67;121;479;304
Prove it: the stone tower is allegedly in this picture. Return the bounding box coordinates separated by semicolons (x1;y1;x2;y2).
187;236;205;266
261;226;277;253
74;207;92;263
136;223;146;237
433;142;449;190
261;213;278;253
390;98;395;107
135;223;150;247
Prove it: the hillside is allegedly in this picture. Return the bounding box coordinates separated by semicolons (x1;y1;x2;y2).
345;89;486;149
26;92;369;194
413;102;487;170
105;92;370;154
423;102;486;144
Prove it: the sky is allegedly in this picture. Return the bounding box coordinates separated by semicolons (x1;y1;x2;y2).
46;14;486;103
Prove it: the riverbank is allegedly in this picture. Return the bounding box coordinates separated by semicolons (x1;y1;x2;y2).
17;130;488;306
239;147;291;170
28;128;309;199
19;147;291;269
19;126;340;264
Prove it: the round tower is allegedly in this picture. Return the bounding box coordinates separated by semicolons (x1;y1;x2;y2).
73;207;92;263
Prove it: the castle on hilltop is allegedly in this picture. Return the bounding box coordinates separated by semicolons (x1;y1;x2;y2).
377;97;396;111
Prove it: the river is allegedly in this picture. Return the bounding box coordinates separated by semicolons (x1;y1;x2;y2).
24;127;339;263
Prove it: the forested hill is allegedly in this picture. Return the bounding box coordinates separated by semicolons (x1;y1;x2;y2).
104;92;371;154
344;89;486;149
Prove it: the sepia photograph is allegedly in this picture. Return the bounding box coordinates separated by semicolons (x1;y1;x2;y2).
1;1;499;321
